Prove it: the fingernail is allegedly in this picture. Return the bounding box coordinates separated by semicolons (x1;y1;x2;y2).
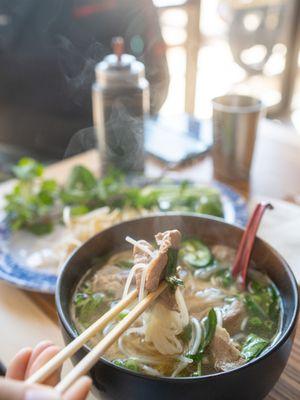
25;388;61;400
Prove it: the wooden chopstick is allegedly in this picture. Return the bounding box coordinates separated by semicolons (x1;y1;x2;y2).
55;281;167;394
26;288;138;385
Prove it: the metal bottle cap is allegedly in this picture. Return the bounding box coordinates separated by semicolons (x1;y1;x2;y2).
95;36;145;87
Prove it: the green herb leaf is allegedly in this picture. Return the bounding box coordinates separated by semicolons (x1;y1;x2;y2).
66;165;97;191
75;291;107;326
241;334;269;361
70;205;90;217
165;248;183;289
202;308;217;349
12;158;44;181
244;294;268;319
214;268;234;288
113;358;140;372
166;275;184;289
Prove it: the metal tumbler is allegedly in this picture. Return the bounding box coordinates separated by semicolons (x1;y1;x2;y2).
212;94;263;182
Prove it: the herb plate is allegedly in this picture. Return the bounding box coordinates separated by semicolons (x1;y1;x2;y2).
0;181;247;294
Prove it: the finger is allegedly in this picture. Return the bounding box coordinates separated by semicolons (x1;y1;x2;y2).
26;346;61;387
64;376;92;400
0;378;27;400
6;348;32;380
0;378;61;400
24;386;61;400
26;341;54;375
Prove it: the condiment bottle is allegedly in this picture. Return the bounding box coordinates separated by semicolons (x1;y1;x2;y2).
92;37;149;175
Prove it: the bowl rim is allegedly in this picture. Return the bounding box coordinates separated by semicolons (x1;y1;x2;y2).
56;212;299;383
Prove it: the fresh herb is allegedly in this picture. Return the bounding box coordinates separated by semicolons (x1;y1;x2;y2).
74;291;107;327
12;157;44;181
61;165;99;209
241;334;269;361
197;193;223;217
201;308;218;349
214;268;234;288
113;358;140;372
187;308;217;375
69;205;90;217
5;158;59;234
244;294;268;319
247;316;263;328
165;248;183;289
166;275;184;289
244;281;280;338
180;239;213;269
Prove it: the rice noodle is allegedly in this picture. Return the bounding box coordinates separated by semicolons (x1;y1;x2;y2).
122;263;145;299
144;303;185;355
125;236;155;258
118;332;170;366
190;317;202;354
138;264;148;302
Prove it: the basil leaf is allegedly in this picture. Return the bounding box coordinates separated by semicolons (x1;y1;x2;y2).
241;334;269;361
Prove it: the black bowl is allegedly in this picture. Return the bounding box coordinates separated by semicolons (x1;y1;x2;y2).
56;213;299;400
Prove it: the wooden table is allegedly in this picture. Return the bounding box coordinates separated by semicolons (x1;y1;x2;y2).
0;118;300;399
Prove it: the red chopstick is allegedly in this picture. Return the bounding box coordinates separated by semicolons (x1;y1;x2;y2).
232;202;273;287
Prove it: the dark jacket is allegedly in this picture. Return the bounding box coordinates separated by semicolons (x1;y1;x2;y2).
0;0;169;157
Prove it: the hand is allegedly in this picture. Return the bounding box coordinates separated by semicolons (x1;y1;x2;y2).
0;341;92;400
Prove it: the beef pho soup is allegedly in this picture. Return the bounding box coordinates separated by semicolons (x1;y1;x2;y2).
71;230;282;378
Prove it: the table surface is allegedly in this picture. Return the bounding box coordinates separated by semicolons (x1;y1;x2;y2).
0;118;300;399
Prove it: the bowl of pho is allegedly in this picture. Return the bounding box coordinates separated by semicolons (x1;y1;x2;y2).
56;213;299;400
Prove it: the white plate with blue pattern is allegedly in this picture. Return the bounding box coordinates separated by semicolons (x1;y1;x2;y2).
0;181;247;294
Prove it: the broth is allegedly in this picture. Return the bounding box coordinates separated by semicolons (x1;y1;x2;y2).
71;238;282;378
